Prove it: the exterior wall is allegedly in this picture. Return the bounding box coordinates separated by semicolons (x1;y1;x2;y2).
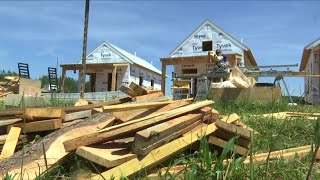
304;46;320;104
130;64;161;90
171;23;245;65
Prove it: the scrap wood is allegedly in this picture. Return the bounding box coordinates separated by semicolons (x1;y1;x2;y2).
208;136;248;156
229;66;252;88
64;110;92;122
134;92;164;102
74;99;102;106
0;118;22;127
119;85;137;97
147;89;161;94
133;114;202;156
129;82;147;96
7;118;63;133
210;109;220;123
221;113;240;123
0;92;12;98
63;100;214;152
0;109;24;118
115;99;192;123
0;127;21;160
76;142;136;168
0;134;26;145
215;119;253;140
25;108;66;122
252;112;320;120
213;130;251;148
91;123;217;179
103;101;173;113
63;96;133;113
62;119;85;128
0;113;115;180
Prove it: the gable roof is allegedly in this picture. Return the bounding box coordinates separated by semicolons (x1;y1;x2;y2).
170;19;257;66
299;37;320;71
170;19;250;55
83;41;161;75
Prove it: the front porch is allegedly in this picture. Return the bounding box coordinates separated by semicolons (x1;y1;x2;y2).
60;63;129;93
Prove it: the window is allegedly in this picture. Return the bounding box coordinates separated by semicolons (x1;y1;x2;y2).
202;41;212;51
139;76;143;86
182;69;197;75
151;80;154;87
314;54;318;60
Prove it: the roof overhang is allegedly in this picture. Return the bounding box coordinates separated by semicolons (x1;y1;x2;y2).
60;63;129;70
299;49;312;71
244;50;258;66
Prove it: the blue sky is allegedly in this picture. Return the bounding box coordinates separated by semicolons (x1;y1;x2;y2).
0;1;319;96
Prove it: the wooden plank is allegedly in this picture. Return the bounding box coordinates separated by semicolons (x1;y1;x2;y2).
221;113;240;123
210;109;219;123
161;63;166;94
213;130;251;148
64;110;92;122
147;89;161;94
0;127;21;160
62;119;84;128
111;66;117;91
134;114;202;156
0;118;22;127
0;109;24;118
215;119;253;140
76;142;136;168
208;136;248;156
92;123;217;179
62;96;132;113
103;101;171;113
134;92;163;102
0;113;115;180
182;123;208;137
74;99;89;106
63;100;214;152
0;134;25;144
25;108;66;122
115;99;192;123
119;86;137;97
129;82;147;96
7;119;62;133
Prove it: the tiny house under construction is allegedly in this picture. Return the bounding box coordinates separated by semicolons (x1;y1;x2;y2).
60;41;162;93
160;19;258;98
300;37;320;105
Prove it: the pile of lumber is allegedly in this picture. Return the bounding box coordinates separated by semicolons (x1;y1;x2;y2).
0;82;259;179
252;111;320;120
0;76;20;99
119;82;161;97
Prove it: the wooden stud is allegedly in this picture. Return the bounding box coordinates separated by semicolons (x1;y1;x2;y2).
208;136;248;156
215;119;253;140
25;108;66;122
0;127;21;160
8;119;62;133
111;66;117;91
64;110;92;122
161;62;166;94
103;101;171;113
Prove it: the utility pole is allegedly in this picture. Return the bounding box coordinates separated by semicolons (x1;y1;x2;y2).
80;0;90;99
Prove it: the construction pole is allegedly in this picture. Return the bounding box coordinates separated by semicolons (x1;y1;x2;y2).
80;0;90;99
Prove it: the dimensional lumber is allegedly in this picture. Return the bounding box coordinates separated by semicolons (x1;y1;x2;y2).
0;118;22;127
208;136;248;156
0;113;115;180
213;130;251;148
129;82;147;96
92;123;217;179
63;100;214;152
134;114;202;155
182;123;208;137
221;113;240;123
103;101;172;113
64;110;92;122
0;134;25;144
119;85;137;97
62;96;132;113
0;109;24;118
62;119;84;128
114;99;192;122
92;108;103;114
147;89;161;94
7;118;63;133
134;92;163;102
76;142;136;168
25;108;66;122
0;127;21;160
74;99;90;106
211;109;219;123
215;119;253;140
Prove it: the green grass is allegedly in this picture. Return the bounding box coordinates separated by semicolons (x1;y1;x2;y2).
2;97;320;179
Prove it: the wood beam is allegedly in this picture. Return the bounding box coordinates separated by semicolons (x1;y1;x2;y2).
161;62;166;94
61;68;66;93
111;66;117;91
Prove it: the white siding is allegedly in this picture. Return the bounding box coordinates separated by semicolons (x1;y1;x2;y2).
304;46;320;104
130;65;161;90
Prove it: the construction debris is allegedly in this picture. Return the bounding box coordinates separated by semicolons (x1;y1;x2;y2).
252;111;320;120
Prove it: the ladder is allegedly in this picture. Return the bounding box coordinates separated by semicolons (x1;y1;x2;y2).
48;67;59;92
18;63;30;79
